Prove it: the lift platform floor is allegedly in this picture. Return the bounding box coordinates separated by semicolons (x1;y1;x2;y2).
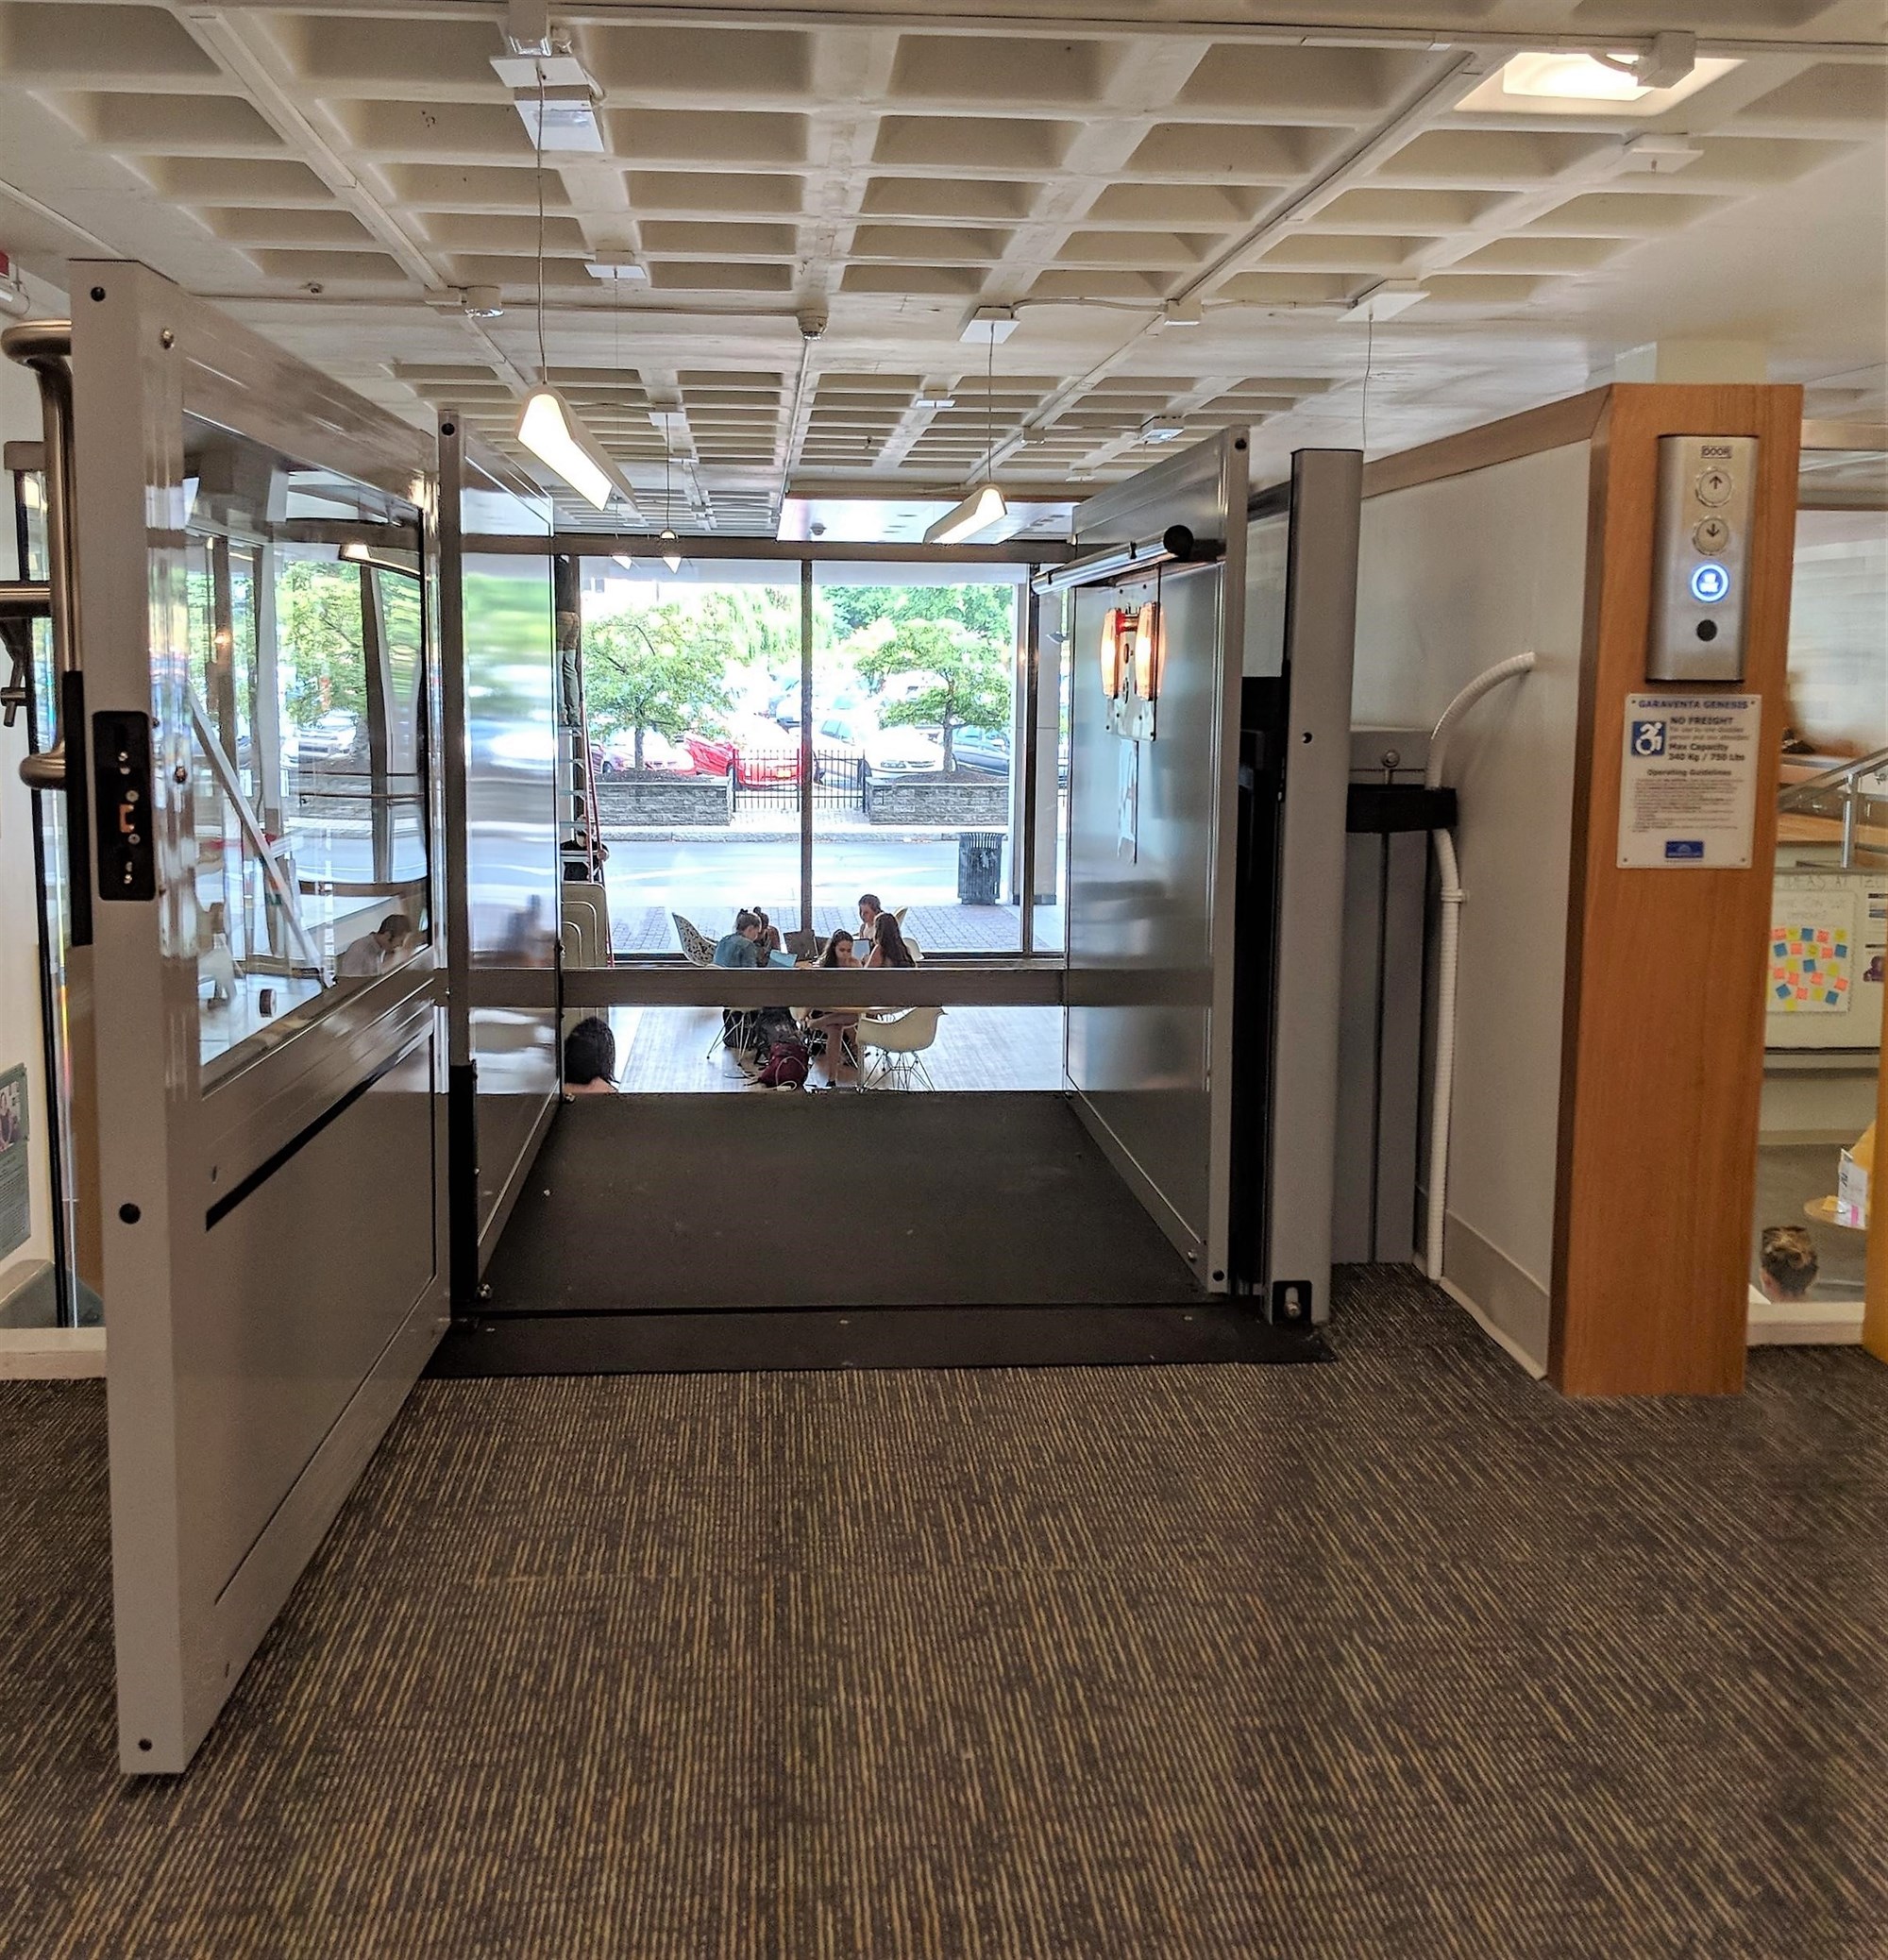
448;1090;1318;1371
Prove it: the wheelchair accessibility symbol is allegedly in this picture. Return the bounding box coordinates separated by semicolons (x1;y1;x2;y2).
1631;719;1666;758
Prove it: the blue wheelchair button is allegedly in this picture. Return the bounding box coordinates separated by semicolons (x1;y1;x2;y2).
1690;562;1730;604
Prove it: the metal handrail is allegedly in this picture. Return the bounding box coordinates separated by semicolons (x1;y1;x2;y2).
1778;745;1888;868
1778;745;1888;811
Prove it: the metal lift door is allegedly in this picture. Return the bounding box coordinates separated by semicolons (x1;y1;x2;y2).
69;265;449;1772
1059;431;1250;1289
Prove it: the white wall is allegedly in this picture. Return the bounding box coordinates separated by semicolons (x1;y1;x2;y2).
0;345;53;1308
1353;442;1592;1368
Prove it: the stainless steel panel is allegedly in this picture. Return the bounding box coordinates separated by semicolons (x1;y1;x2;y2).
1646;434;1757;684
177;1036;435;1609
1333;731;1429;1266
70;263;447;1772
1264;450;1361;1323
1063;431;1249;1285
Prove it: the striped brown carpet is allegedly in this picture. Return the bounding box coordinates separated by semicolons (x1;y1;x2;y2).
4;1269;1888;1957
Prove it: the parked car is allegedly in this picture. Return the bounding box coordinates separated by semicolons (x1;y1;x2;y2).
601;730;695;775
950;728;1011;777
683;730;736;776
284;709;362;766
865;727;945;780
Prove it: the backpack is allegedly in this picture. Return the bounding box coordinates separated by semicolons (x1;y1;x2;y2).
756;1039;809;1089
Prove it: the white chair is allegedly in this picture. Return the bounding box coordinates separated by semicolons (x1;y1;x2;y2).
672;912;716;966
859;1005;943;1090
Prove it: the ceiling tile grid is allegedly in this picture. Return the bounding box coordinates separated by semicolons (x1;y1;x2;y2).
0;1;1881;532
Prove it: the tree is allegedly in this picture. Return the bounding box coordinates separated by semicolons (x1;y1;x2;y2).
277;560;369;727
828;582;1014;649
583;603;733;769
856;617;1011;772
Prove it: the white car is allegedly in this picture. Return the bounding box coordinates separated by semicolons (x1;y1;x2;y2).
865;727;945;778
602;729;695;775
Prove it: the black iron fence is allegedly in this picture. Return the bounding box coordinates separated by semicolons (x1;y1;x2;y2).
733;747;866;812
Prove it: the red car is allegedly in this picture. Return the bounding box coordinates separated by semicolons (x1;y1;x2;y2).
683;732;735;776
683;729;801;786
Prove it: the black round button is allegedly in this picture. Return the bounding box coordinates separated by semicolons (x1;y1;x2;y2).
1695;620;1719;642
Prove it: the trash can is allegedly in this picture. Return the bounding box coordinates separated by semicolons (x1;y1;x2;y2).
957;830;1003;905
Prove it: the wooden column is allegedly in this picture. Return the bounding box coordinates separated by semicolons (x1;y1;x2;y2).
1550;383;1804;1396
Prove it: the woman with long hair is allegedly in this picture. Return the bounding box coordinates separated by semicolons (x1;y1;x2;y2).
866;911;916;969
807;928;864;1084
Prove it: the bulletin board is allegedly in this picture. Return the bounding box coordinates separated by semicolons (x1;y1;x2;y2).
1767;870;1886;1051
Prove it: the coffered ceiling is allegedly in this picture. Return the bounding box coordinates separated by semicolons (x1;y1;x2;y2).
1;0;1883;533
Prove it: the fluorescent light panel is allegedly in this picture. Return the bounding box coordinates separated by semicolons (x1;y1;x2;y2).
511;84;604;153
1460;51;1737;114
923;482;1007;546
516;386;635;512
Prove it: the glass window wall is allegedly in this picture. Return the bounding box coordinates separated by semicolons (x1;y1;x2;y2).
181;416;430;1084
1750;443;1886;1338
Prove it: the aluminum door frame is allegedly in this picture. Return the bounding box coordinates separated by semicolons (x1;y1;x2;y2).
438;421;562;1291
70;262;448;1772
1059;431;1250;1288
1253;450;1363;1321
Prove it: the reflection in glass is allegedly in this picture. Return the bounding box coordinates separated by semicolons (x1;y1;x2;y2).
582;563;801;956
1750;476;1886;1340
180;415;430;1084
811;568;1025;955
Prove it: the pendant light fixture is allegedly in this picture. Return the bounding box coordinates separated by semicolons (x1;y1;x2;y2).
659;417;681;573
924;317;1008;546
513;69;634;512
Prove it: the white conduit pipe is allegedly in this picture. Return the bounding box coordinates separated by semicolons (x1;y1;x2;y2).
1424;651;1538;1282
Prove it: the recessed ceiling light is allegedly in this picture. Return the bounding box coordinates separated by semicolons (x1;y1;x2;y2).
1459;44;1738;116
913;394;956;410
1139;416;1187;444
511;82;604;154
585;254;648;283
1505;52;1652;101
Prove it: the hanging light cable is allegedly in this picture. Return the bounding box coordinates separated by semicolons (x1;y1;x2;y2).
660;431;681;574
924;319;1008;546
514;60;634;512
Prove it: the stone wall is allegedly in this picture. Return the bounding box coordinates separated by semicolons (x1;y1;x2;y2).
865;774;1010;827
597;773;733;827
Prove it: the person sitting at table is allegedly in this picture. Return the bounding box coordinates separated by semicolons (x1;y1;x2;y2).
714;910;767;968
563;1015;617;1095
857;892;884;941
801;928;865;1083
1750;1224;1819;1308
866;910;917;970
714;908;796;970
336;912;416;979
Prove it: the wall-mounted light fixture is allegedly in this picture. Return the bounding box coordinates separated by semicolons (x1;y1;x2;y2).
1099;600;1160;740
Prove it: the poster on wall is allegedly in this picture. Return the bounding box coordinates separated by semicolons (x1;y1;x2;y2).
1616;693;1762;869
0;1063;28;1261
1768;890;1856;1014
